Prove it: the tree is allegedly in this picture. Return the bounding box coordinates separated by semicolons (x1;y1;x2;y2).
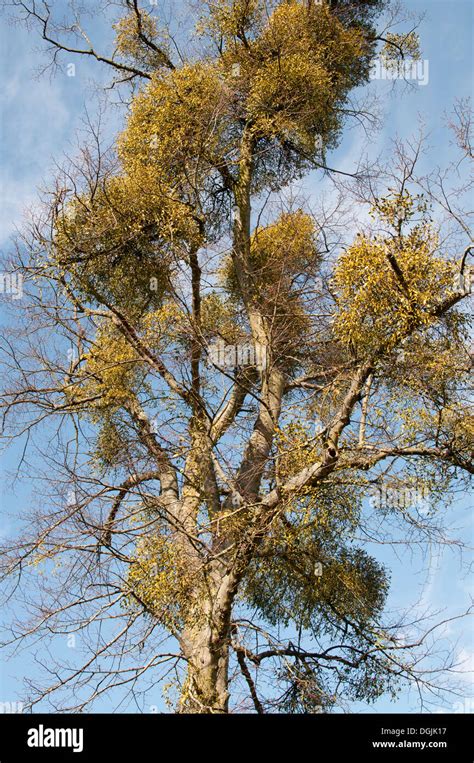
0;0;472;713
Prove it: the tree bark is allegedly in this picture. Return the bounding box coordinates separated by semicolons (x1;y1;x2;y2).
180;621;230;713
179;567;237;713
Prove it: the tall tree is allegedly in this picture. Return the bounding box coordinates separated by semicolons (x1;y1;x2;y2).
0;0;472;713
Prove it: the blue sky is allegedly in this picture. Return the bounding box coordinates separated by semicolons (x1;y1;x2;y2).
0;0;473;713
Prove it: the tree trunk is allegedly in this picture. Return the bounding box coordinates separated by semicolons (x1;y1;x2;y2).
180;620;230;713
178;568;237;713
